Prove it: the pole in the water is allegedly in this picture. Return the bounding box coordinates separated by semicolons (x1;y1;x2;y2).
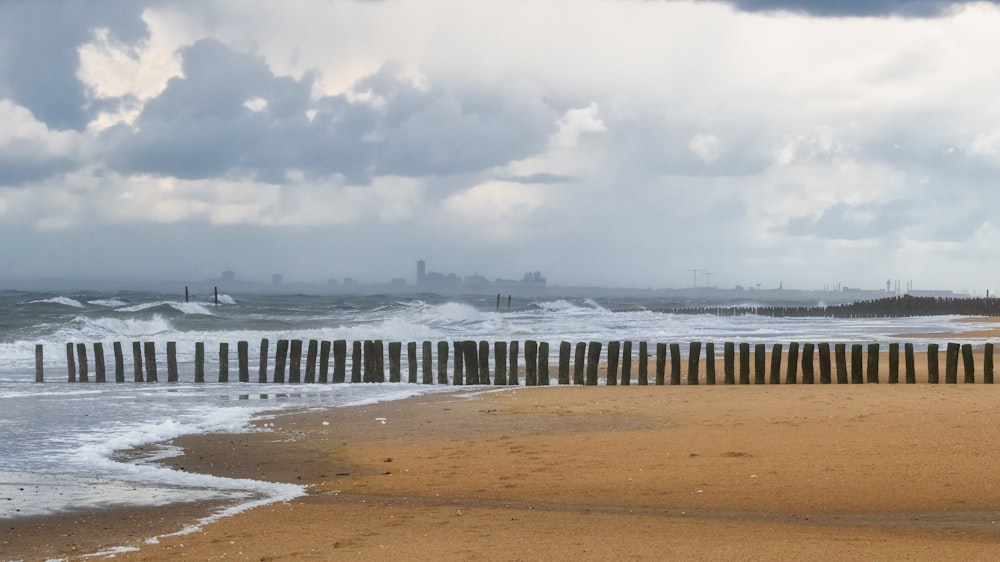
185;286;189;303
507;295;511;310
214;286;219;305
496;293;500;310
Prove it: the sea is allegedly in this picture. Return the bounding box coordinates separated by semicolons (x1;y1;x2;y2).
0;289;991;534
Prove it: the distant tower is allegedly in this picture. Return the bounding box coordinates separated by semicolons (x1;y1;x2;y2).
417;260;426;287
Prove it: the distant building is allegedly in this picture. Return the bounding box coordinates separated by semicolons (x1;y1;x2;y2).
415;260;546;295
221;270;236;282
272;274;283;285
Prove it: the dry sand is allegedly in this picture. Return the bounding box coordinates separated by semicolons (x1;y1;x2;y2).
5;332;1000;560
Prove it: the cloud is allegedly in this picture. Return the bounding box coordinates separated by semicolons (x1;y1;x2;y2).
716;0;998;17
0;100;81;185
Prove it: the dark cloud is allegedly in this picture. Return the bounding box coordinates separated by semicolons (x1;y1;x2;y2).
780;200;913;240
500;173;577;184
717;0;997;17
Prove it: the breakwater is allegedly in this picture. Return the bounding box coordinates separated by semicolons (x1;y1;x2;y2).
620;295;1000;318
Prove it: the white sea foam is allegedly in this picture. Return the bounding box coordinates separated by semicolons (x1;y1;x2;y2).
88;298;129;308
30;296;85;308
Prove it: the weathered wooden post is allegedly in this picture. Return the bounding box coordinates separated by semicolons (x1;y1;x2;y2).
586;341;601;386
113;341;124;383
239;341;250;383
835;343;848;384
407;342;417;384
754;343;766;385
622;341;633;385
464;340;480;385
479;341;491;385
524;340;537;386
495;341;508;386
559;341;571;385
194;342;205;383
670;343;682;385
904;342;916;384
66;343;76;382
259;338;269;383
638;341;649;385
219;342;229;383
143;341;157;383
850;344;863;384
818;343;831;384
888;343;899;384
655;343;666;386
305;340;319;383
538;342;550;385
801;343;814;384
688;342;701;385
866;343;879;384
77;343;89;383
723;342;735;385
362;340;374;383
165;342;177;383
289;340;302;383
945;342;959;384
985;343;995;384
35;344;43;383
132;341;143;382
738;342;750;385
705;342;716;385
388;342;401;383
768;343;782;385
786;342;799;385
320;341;331;383
607;341;620;386
453;341;464;385
433;341;444;384
333;340;347;383
94;343;106;383
375;340;385;383
509;340;519;385
573;342;586;385
927;343;940;384
962;343;975;384
275;339;289;383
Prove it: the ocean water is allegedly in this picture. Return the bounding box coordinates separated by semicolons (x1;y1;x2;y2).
0;290;992;528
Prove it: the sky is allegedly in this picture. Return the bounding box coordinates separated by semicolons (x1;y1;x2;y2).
1;0;999;294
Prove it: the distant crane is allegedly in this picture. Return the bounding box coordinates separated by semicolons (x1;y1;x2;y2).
689;269;700;288
703;272;716;288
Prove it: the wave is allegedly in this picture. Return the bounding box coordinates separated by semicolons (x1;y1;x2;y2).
53;314;175;340
88;298;129;308
30;296;85;308
117;302;214;316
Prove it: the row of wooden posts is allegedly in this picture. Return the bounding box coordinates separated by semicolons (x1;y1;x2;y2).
36;339;997;385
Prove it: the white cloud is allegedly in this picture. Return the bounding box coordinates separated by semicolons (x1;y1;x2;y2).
688;134;723;163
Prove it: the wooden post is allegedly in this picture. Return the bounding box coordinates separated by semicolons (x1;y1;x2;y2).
985;343;995;384
738;342;750;385
904;342;916;384
433;341;444;384
558;341;571;385
927;343;939;384
320;341;332;384
622;341;633;385
407;342;417;384
888;343;899;384
165;342;177;382
688;342;701;385
388;342;401;383
524;340;537;386
962;343;975;384
945;342;959;384
333;340;347;383
219;342;229;383
238;341;250;383
705;342;716;385
638;341;649;386
375;340;385;383
113;342;124;383
362;341;373;383
606;341;620;386
754;343;766;385
305;340;319;383
77;343;89;383
275;339;290;383
786;342;799;385
769;343;782;385
573;342;586;385
143;341;157;383
586;341;601;386
723;342;735;385
655;343;666;386
289;340;302;383
866;343;879;384
94;342;106;383
259;338;269;383
835;343;848;384
464;340;480;385
850;344;863;384
537;341;550;385
801;343;814;384
194;342;205;383
35;344;43;383
420;340;436;384
132;341;143;382
818;343;831;384
66;342;76;382
670;343;681;385
453;341;464;385
478;341;491;385
495;341;507;386
508;340;519;385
